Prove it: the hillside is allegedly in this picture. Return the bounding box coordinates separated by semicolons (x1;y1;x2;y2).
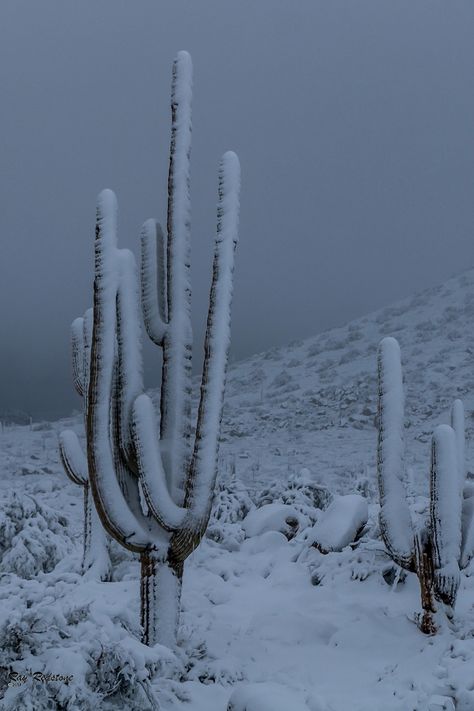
2;268;474;710
218;267;474;498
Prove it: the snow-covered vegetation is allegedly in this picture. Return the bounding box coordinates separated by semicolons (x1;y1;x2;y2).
3;265;474;708
3;47;474;711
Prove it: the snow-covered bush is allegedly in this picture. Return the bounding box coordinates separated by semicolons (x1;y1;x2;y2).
211;478;254;525
0;573;180;710
242;503;303;540
0;492;71;578
377;337;474;633
206;479;254;551
255;468;332;524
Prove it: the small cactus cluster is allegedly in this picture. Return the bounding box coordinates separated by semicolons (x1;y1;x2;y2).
377;337;474;633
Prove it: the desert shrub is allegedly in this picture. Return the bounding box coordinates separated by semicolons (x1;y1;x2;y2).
255;469;332;523
0;492;72;578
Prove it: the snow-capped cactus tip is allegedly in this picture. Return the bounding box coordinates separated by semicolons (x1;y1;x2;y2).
96;189;118;242
219;152;241;224
175;50;193;79
172;51;193;112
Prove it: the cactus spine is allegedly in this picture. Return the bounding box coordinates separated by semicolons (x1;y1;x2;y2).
377;337;472;633
59;312;110;580
87;51;240;647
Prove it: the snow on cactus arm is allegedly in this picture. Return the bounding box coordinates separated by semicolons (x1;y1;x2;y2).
140;219;168;346
460;495;474;568
71;317;85;397
176;152;240;541
116;248;145;464
87;189;150;552
161;49;194;503
430;424;462;606
309;494;368;553
451;398;466;493
82;308;93;413
59;430;88;486
377;337;414;569
131;393;186;530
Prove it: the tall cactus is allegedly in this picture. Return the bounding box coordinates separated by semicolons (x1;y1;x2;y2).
87;51;241;648
59;312;110;580
377;337;473;633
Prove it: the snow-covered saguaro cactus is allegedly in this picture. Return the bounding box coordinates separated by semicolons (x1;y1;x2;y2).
59;314;110;580
377;337;474;633
430;425;462;607
87;51;240;648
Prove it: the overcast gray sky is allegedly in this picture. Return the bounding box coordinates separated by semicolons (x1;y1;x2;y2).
1;1;474;419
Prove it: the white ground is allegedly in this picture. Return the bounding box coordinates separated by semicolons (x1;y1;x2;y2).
2;268;474;709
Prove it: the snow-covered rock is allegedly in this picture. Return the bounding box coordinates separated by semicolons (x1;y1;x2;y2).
241;503;303;539
308;494;368;553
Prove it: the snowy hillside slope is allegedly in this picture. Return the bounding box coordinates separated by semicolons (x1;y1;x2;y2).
2;268;474;709
219;267;474;497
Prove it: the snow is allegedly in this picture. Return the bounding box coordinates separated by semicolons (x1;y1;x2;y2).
227;682;312;711
4;266;474;708
309;494;368;553
241;502;302;539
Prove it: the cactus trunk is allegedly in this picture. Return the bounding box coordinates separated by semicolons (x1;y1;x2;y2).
140;550;182;647
414;532;436;635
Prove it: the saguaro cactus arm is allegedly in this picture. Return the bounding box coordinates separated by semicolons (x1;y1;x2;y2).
132;152;241;559
116;248;146;466
71;317;85;397
87;189;153;552
377;337;415;570
461;496;474;569
431;424;462;606
161;49;193;504
451;398;466;492
181;151;240;523
59;430;88;486
132;394;186;531
140;219;168;346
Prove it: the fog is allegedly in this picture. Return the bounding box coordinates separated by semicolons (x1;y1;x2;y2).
1;1;473;419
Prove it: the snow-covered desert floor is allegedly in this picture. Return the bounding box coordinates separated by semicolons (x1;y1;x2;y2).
2;267;474;710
